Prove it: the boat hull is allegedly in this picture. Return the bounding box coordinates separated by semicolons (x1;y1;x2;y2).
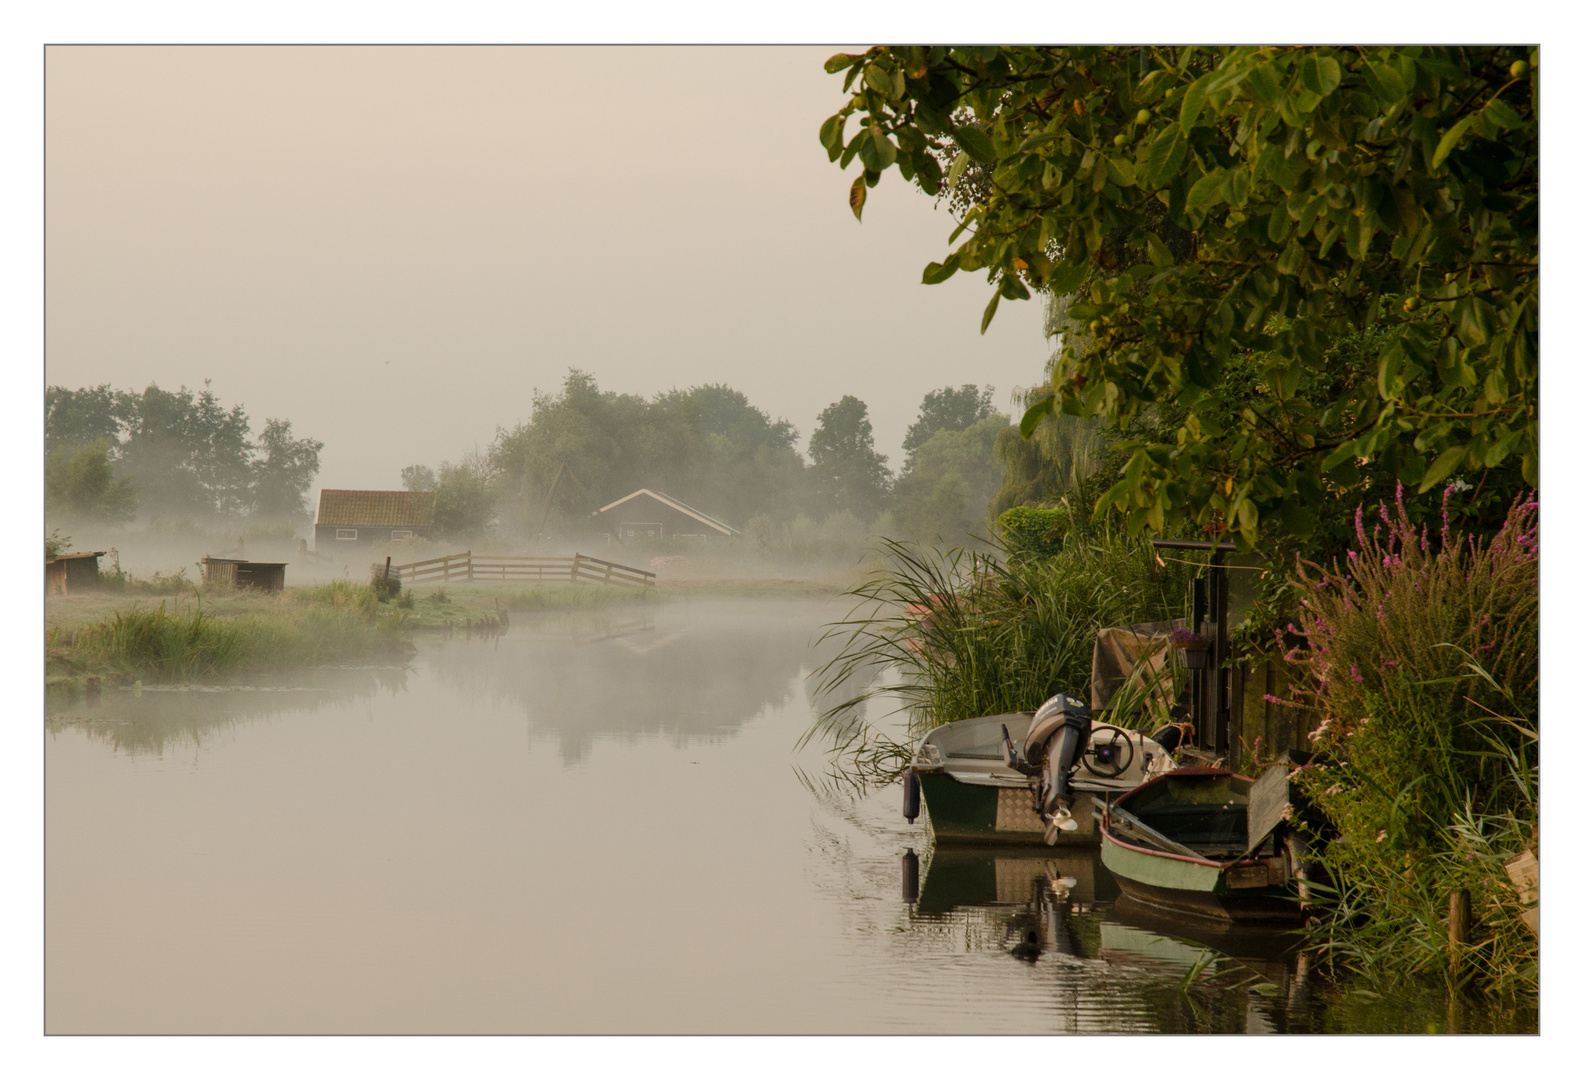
1098;769;1304;925
918;768;1103;846
1101;835;1304;924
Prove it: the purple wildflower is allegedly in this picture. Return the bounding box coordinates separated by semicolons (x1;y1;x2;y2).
1351;664;1363;683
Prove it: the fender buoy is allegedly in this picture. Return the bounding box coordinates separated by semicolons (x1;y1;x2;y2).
902;767;922;823
901;848;920;904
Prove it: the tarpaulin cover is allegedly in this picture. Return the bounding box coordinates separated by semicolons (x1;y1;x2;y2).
1090;619;1186;712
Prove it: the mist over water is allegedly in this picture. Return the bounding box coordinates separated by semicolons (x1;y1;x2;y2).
44;600;1527;1033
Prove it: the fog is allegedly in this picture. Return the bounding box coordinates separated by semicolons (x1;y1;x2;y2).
46;46;1047;494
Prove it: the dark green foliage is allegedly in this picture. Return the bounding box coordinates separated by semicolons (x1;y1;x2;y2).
490;370;808;535
900;384;997;467
44;381;323;524
890;414;1006;544
995;505;1068;559
431;455;498;540
807;395;892;522
401;464;437;492
251;419;323;521
45;438;137;523
823;46;1538;546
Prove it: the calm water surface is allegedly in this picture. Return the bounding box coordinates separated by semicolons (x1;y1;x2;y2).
45;598;1527;1033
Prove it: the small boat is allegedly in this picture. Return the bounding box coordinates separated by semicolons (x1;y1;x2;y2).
1098;767;1304;924
906;697;1181;847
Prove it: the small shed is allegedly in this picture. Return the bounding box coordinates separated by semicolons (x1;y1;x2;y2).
315;489;436;548
201;557;288;593
45;551;106;595
592;489;739;541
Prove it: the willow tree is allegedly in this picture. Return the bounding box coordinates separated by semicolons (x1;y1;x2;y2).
822;46;1537;545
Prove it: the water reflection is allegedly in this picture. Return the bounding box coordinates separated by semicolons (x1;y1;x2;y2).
44;667;409;757
424;599;833;761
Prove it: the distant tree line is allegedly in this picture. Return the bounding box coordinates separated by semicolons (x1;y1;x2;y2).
402;369;1012;545
45;382;324;526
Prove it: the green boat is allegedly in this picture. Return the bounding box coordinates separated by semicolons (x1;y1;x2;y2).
1098;767;1304;924
907;705;1178;847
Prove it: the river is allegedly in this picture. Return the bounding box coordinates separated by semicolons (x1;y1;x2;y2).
44;597;1531;1033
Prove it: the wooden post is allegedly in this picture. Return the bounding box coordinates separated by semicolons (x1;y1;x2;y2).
1448;889;1471;980
467;551;474;582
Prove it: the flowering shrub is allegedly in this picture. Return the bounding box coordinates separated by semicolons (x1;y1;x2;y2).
1285;486;1537;994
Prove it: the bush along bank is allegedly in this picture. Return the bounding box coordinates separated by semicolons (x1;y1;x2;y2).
1283;487;1538;997
46;583;413;687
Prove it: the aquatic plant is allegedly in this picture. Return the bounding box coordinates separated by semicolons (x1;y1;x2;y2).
805;527;1193;765
1286;488;1538;996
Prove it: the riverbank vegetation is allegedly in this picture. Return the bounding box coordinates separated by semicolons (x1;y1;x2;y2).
46;583;411;688
812;44;1539;1000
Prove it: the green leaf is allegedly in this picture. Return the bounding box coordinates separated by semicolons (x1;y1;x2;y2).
921;257;958;285
1483;96;1523;131
1417;445;1465;492
1363;59;1407;103
1314;56;1342;96
819;114;844;156
946;150;969;192
823;53;861;74
1431;114;1476;169
1145;232;1174;268
954;125;996;164
1246;63;1284;105
1019;130;1063;153
980;290;1001;335
1106;157;1137;188
1186;169;1226;218
1180;72;1213;128
1220;167;1249;207
1020;394;1056;438
1144;123;1189;187
1047;260;1087;294
867;126;897;168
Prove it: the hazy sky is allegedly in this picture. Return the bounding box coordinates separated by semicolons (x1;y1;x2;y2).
46;46;1049;490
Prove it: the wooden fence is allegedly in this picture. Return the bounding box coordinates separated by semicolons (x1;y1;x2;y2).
391;552;655;589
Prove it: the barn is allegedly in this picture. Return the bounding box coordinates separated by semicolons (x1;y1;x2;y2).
592;489;739;542
315;489;436;548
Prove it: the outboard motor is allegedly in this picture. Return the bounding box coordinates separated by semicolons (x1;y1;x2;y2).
1025;693;1092;837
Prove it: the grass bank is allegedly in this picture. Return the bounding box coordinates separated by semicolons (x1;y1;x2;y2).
46;581;411;689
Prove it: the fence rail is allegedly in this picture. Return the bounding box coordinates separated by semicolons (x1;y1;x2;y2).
390;552;654;589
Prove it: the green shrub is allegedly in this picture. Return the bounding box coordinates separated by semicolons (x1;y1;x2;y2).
995;505;1070;560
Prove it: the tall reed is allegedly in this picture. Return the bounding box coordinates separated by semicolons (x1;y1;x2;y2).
806;528;1191;760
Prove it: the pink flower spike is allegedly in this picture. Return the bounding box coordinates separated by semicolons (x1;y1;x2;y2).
1351;663;1363;683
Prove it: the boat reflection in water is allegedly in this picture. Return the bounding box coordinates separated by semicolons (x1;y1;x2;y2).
902;843;1323;1032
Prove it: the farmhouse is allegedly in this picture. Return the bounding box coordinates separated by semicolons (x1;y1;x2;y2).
315;489;436;548
592;489;739;542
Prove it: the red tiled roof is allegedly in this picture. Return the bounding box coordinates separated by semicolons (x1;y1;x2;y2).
316;489;436;528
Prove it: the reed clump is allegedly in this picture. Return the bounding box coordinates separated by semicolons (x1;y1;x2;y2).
807;527;1194;762
1286;488;1538;997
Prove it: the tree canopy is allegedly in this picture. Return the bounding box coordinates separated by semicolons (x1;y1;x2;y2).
901;384;998;466
44;382;323;524
808;395;893;522
822;46;1537;545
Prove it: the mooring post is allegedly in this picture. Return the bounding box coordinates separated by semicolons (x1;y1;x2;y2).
1448;888;1471;980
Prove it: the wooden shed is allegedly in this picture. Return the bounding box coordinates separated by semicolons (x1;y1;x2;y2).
45;551;106;595
315;489;436;548
592;489;739;542
201;557;287;593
